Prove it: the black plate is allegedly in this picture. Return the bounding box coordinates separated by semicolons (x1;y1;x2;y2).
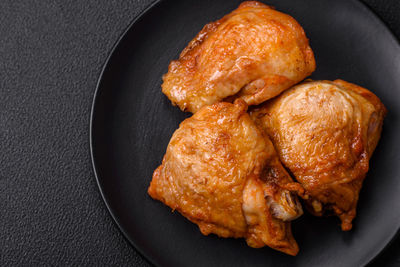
90;0;400;266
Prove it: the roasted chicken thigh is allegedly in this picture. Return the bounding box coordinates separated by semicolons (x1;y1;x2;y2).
148;100;303;255
251;80;386;231
162;1;315;113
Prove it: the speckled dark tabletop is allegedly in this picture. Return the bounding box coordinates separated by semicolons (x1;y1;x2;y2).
0;1;399;266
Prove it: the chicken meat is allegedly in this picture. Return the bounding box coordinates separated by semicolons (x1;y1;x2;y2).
162;1;315;113
148;100;303;255
251;80;386;231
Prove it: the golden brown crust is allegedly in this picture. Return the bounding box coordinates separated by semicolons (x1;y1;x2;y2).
333;79;387;115
148;100;302;255
333;79;387;158
251;80;386;231
162;1;315;113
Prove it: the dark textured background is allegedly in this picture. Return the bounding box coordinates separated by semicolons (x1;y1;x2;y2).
0;0;398;266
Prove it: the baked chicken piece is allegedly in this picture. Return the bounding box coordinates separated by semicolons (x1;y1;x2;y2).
251;80;386;231
162;1;315;113
148;100;303;255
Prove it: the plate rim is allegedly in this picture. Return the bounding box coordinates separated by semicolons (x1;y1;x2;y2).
89;0;400;266
89;1;163;266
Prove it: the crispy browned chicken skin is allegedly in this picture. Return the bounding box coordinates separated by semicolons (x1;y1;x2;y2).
148;100;303;255
162;1;315;113
251;80;386;231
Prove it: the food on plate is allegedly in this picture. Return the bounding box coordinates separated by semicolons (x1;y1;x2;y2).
251;80;386;231
162;1;315;113
148;100;303;255
147;0;388;256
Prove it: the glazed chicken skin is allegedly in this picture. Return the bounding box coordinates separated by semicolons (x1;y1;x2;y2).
162;1;315;113
251;80;386;231
148;100;303;255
